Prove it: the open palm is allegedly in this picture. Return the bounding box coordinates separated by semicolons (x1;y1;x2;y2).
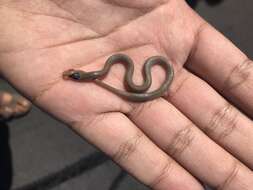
0;0;252;189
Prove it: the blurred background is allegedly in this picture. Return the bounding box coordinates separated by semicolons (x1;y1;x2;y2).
1;0;252;190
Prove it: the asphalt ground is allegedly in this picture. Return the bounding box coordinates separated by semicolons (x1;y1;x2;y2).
0;1;252;190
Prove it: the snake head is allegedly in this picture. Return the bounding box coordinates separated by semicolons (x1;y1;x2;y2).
63;69;83;81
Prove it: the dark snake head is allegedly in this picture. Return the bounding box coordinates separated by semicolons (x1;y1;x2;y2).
63;69;82;81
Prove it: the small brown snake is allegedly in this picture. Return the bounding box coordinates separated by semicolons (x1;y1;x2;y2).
63;54;174;102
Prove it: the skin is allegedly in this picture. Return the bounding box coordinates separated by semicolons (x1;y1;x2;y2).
0;0;252;189
63;53;174;102
0;91;31;121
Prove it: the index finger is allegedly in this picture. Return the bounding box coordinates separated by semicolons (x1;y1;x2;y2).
185;19;253;118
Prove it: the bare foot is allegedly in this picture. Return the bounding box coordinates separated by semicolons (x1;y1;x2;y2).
0;91;31;122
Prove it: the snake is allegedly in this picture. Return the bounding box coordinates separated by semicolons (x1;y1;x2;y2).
62;54;174;102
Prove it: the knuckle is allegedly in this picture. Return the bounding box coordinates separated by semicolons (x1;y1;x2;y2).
166;123;195;157
223;58;253;92
71;113;107;133
167;69;191;100
128;98;160;118
206;103;238;141
113;132;144;163
217;161;240;190
189;21;209;62
150;159;174;189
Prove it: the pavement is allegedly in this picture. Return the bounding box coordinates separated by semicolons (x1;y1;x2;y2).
0;0;252;190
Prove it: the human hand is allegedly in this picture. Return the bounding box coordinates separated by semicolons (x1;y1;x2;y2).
0;0;252;189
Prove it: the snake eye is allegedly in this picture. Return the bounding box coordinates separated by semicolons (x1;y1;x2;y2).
70;72;81;80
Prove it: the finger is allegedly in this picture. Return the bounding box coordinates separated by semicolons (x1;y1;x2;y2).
126;98;253;189
34;65;203;190
72;112;204;190
185;22;253;118
167;68;253;169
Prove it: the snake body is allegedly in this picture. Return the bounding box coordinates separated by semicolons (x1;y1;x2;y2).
63;54;174;102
